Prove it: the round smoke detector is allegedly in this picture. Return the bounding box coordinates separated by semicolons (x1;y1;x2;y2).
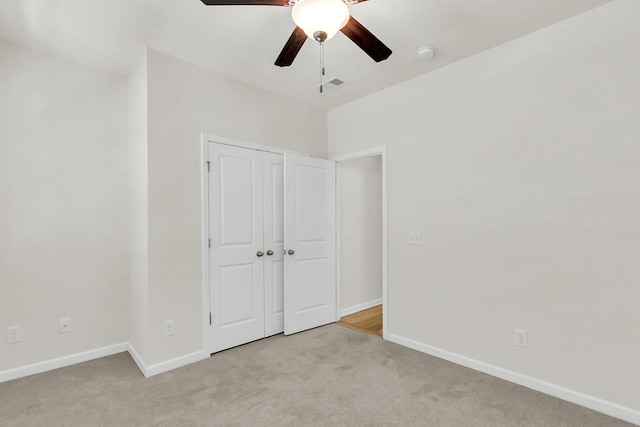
417;46;436;60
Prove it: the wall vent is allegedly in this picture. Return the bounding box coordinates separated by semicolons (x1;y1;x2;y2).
318;77;348;93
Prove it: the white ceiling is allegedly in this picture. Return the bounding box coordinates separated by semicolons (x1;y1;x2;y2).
0;0;615;109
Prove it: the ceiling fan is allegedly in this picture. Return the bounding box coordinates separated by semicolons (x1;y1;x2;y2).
200;0;392;67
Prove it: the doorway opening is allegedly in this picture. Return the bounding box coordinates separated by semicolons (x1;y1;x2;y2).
333;147;388;339
337;304;382;338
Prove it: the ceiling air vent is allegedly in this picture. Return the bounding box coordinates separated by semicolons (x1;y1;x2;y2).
318;77;348;93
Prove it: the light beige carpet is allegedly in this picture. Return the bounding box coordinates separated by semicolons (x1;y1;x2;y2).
1;324;634;426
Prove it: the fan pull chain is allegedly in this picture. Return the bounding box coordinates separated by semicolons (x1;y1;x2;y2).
319;42;325;94
322;42;326;77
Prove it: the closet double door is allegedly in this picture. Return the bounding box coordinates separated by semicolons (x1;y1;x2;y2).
208;143;336;354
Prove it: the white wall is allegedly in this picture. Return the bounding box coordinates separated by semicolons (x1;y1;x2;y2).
339;157;382;312
136;49;327;365
0;41;129;371
0;42;327;374
328;0;639;415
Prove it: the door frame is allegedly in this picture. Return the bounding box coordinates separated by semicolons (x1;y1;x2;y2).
332;146;389;340
201;133;310;355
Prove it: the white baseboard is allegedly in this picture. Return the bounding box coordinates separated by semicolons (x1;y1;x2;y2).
126;342;147;377
340;298;383;317
387;333;640;426
0;342;128;383
1;342;209;383
143;350;208;378
126;343;208;378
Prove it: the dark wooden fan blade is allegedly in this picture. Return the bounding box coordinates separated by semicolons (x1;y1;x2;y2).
340;16;392;62
200;0;289;5
275;27;307;67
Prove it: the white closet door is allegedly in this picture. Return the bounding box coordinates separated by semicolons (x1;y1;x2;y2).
263;152;285;337
284;154;337;335
209;144;265;353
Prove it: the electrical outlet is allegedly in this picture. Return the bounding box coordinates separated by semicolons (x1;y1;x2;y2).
7;326;21;344
59;318;71;334
409;231;422;245
346;227;354;239
164;319;175;337
515;329;528;348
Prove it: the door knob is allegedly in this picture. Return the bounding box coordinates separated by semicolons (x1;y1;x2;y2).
257;251;264;257
266;250;274;256
288;249;295;255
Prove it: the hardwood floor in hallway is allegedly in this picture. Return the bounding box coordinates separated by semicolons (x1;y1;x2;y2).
336;305;382;338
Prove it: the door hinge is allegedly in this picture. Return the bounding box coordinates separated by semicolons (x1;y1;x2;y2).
208;238;211;248
206;161;211;172
209;312;212;325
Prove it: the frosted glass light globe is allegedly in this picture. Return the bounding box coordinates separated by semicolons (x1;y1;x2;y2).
292;0;350;42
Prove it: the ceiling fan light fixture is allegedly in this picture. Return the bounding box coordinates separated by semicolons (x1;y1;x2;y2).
292;0;350;42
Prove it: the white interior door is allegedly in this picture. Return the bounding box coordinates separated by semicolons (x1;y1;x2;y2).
209;144;265;353
263;152;285;337
284;154;337;335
